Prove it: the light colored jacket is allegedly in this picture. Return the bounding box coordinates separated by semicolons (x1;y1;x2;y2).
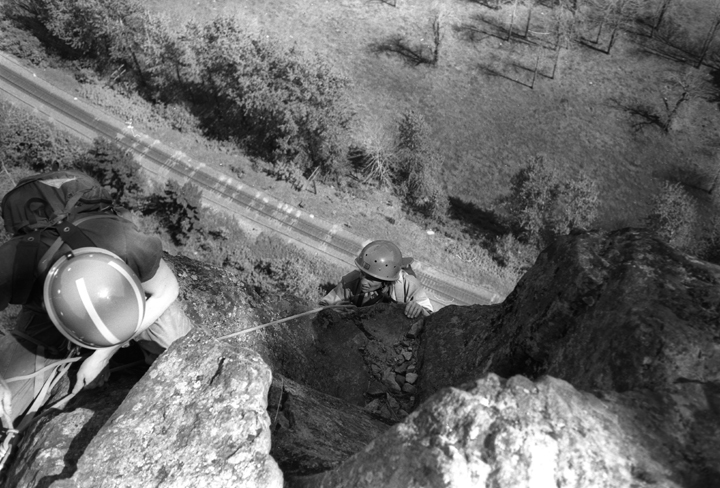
320;269;433;314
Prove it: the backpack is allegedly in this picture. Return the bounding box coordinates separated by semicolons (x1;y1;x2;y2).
1;170;114;236
1;170;121;305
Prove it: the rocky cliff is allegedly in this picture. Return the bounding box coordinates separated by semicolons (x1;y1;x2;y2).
3;228;719;488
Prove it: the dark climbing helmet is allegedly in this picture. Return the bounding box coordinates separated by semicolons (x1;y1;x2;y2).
354;240;413;281
44;247;146;349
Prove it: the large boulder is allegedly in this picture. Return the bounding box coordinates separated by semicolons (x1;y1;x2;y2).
410;228;720;487
292;374;691;488
53;327;282;487
3;375;139;488
268;374;390;477
418;228;720;396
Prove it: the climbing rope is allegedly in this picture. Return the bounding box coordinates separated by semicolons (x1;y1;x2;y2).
217;304;356;340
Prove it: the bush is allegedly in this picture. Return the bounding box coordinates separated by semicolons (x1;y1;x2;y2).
0;19;47;66
145;180;203;245
553;175;599;236
15;0;143;63
392;111;448;220
250;258;325;303
501;156;599;248
494;233;539;274
265;162;305;191
350;121;394;188
73;138;145;209
0;101;86;171
192;16;353;177
645;181;702;254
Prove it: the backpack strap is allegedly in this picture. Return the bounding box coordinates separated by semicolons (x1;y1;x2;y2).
10;213;122;305
15;189;97;235
10;233;42;305
35;214;114;276
53;220;96;249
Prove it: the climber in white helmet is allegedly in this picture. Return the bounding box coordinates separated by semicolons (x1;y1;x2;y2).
0;170;193;434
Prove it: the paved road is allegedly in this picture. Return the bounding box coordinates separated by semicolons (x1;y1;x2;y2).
0;52;505;309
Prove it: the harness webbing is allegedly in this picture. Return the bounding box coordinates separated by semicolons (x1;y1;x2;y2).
0;348;81;473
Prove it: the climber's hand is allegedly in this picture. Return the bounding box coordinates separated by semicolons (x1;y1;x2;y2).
404;301;425;319
72;348;117;394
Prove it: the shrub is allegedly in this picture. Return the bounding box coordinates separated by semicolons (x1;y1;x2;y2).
0;19;47;66
174;209;252;268
552;175;599;236
265;162;305;191
443;235;522;295
0;100;86;171
14;0;144;64
192;16;353;177
494;233;539;274
350;122;394;188
250;258;324;303
145;180;203;245
392;111;448;220
398;161;448;220
73;137;145;209
646;181;701;254
501;156;599;248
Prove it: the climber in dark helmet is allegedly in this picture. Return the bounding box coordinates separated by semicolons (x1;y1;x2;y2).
0;170;193;445
320;240;433;319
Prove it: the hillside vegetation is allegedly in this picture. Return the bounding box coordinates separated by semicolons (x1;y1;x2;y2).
141;0;720;223
1;0;720;293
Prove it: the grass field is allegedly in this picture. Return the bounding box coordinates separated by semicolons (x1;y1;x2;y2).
143;0;720;230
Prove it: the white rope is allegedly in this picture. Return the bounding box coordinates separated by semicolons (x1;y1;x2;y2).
217;304;355;340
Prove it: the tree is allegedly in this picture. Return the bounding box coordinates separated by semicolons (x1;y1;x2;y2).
145;180;204;245
501;156;599;248
646;181;701;254
38;0;143;63
191;16;353;177
73;138;145;209
431;10;444;66
625;69;710;132
392;111;448;220
0;100;84;171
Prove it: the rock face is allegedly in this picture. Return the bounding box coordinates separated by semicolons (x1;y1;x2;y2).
412;228;720;487
9;327;284;488
418;228;720;396
286;228;720;488
303;304;422;421
295;374;686;488
4;375;139;488
267;374;390;476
